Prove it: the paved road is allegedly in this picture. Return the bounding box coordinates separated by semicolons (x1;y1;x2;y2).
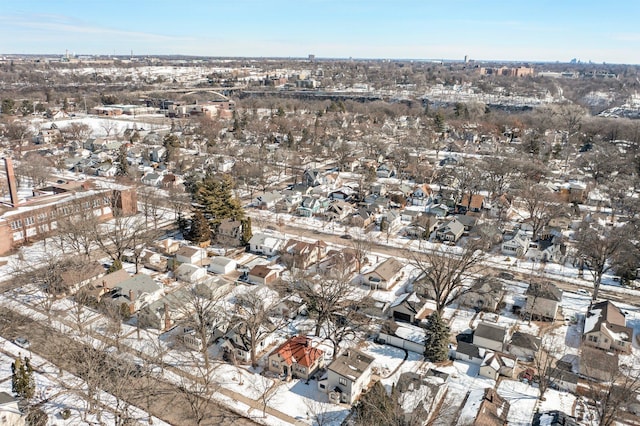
252;213;640;307
0;308;259;426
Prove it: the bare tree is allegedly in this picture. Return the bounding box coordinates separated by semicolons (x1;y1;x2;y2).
582;352;640;426
412;241;486;315
177;363;221;426
138;186;164;230
179;283;229;371
517;182;563;240
100;120;119;138
232;287;287;367
574;222;628;301
532;333;565;401
63;122;93;142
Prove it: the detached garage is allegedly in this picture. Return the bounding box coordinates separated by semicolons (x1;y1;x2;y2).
208;256;237;275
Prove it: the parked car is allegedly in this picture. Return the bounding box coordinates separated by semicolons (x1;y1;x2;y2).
576;289;591;297
13;337;30;349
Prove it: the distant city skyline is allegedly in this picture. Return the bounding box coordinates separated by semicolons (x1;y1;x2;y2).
2;0;639;64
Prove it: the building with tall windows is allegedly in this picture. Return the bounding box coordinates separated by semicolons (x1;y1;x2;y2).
0;158;137;255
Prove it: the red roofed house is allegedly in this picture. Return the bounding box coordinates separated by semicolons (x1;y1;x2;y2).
267;335;325;381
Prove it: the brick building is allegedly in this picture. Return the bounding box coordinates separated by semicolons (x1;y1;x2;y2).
0;158;137;255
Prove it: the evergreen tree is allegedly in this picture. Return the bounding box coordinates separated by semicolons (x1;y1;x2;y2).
423;312;450;362
107;259;123;273
115;145;129;177
193;174;244;227
189;210;211;243
240;217;253;245
11;356;35;399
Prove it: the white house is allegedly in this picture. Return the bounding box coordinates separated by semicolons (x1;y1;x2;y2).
248;233;285;256
502;230;530;257
479;351;517;380
473;322;508;352
0;392;25;426
320;349;374;404
208;256;237;275
175;263;208;283
175;245;208;266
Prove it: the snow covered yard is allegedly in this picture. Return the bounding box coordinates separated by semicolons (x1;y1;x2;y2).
497;380;538;426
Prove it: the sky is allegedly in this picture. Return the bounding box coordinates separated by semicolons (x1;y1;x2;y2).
1;0;639;64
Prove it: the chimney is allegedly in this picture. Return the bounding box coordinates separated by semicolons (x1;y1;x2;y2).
4;158;19;207
129;289;135;302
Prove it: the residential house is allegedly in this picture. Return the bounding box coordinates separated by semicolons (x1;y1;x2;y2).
325;200;355;222
216;218;243;246
274;192;302;213
376;163;395;178
525;282;562;321
320;349;375;404
508;331;541;361
267;335;325;381
174;263;208;284
454;214;477;232
546;367;579;393
473;322;509;352
404;215;438;239
395;371;448;425
362;257;405;290
458;194;485;214
501;230;530;257
456;388;509;426
427;203;450;218
223;323;277;364
479;351;517;380
141;172;164;187
247;265;280;286
410;184;434;206
35;126;62;145
388;292;429;323
459;279;504;312
526;236;566;263
248;233;285;256
0;391;25;426
579;346;619;381
455;342;486;365
103;273;163;313
59;261;106;295
175;245;208;266
299;195;331;218
329;187;356;201
208;256;237;275
282;239;327;269
318;249;357;275
583;300;633;353
532;411;578;426
435;218;465;243
349;208;375;229
254;191;283;209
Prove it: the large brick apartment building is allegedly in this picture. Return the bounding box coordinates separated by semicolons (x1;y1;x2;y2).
0;158;137;256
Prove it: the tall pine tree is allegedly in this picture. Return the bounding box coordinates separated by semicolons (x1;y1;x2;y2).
423;312;450;363
189;210;211;243
11;356;35;399
193;174;244;227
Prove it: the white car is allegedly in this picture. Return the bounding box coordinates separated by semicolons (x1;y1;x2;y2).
576;289;591;297
13;337;30;349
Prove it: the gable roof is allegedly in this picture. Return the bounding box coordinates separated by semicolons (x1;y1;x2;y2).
271;335;324;368
456;342;484;359
525;282;562;302
475;322;508;342
248;264;276;278
510;331;541;351
372;257;404;281
437;218;465;235
584;300;633;340
100;268;131;290
328;348;374;381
